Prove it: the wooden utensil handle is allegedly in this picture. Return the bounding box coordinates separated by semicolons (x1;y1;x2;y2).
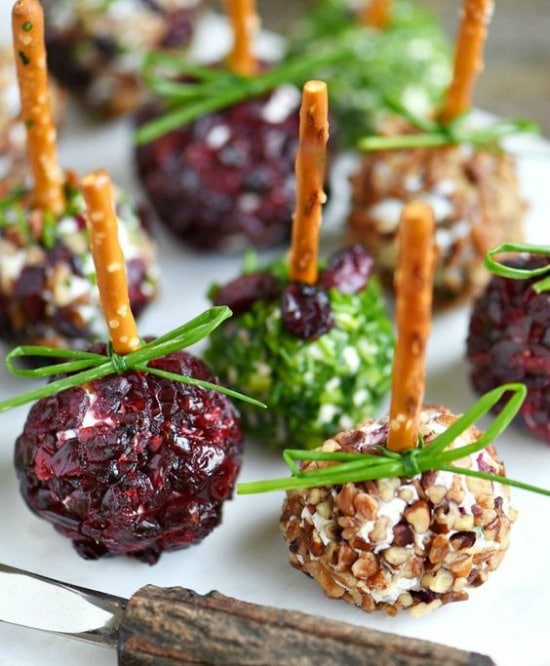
118;585;494;665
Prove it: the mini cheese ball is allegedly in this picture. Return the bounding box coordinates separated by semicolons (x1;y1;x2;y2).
286;0;451;146
346;125;526;306
205;245;394;449
0;179;158;350
15;345;244;563
42;0;201;117
280;406;516;616
135;84;302;252
134;0;316;252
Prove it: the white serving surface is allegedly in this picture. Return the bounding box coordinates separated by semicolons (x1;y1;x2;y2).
1;7;550;666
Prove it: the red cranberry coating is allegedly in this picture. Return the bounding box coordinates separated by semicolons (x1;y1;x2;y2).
466;255;550;443
14;346;244;563
281;282;334;340
135;89;300;251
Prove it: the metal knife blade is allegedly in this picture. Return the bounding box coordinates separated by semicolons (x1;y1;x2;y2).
0;562;125;646
0;562;496;665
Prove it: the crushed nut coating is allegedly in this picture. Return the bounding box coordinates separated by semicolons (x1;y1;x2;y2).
280;406;516;616
347;123;525;307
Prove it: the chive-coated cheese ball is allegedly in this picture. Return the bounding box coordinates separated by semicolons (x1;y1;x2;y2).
205;245;394;449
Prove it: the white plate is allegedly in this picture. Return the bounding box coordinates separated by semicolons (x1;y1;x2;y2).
1;8;550;666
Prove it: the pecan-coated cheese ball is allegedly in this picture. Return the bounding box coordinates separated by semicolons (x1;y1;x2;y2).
347;132;526;307
280;406;515;615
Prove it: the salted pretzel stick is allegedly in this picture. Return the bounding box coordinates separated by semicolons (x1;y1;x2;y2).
225;0;259;76
289;80;329;285
359;0;392;29
439;0;494;124
387;202;436;453
81;170;140;356
12;0;64;215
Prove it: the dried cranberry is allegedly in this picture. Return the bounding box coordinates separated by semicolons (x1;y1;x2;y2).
319;244;374;294
14;346;244;564
281;282;334;340
159;9;195;47
212;272;280;314
466;255;550;443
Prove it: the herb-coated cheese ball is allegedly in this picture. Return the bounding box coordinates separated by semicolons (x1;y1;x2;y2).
286;0;451;146
205;245;394;449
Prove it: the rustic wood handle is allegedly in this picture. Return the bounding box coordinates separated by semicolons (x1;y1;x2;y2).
118;585;495;665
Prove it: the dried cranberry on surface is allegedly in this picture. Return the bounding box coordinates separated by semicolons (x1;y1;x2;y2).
319;244;374;294
212;272;280;315
466;255;550;443
281;282;334;340
14;346;244;564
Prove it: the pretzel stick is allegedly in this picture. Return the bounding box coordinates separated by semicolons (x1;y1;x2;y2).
12;0;64;215
225;0;259;76
81;170;140;356
387;202;436;453
289;80;329;285
439;0;494;123
359;0;392;29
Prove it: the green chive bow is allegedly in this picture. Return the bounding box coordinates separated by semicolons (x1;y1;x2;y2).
358;97;538;152
485;242;550;294
134;44;354;145
0;306;266;412
238;382;549;498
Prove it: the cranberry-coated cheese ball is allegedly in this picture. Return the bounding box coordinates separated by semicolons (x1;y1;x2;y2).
42;0;201;117
347;134;526;307
14;346;244;564
467;255;550;444
0;181;157;350
135;84;302;252
280;406;515;616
